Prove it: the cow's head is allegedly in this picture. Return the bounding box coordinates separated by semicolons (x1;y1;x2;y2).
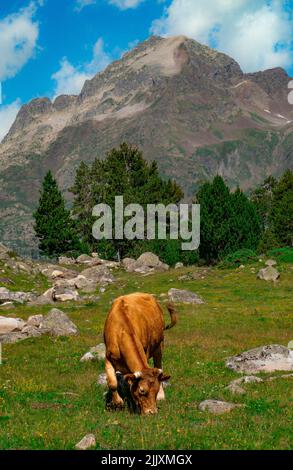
124;368;170;415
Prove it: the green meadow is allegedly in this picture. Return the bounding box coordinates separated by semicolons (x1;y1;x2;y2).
0;262;292;450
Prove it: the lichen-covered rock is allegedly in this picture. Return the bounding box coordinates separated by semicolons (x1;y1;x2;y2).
226;344;293;373
226;375;263;394
257;266;280;281
80;265;114;285
168;288;204;304
0;287;33;304
39;308;78;336
122;253;169;274
76;254;101;266
58;256;76;265
52;287;80;302
198;400;244;414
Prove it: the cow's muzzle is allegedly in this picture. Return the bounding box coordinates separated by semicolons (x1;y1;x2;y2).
142;408;158;415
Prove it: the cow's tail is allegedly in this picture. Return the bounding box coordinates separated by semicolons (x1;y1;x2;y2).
164;302;178;330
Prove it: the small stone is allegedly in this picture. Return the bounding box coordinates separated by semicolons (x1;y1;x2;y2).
97;373;107;386
58;256;76;265
175;262;184;269
81;343;106;362
80;352;96;362
168;288;204;304
198;400;244;414
226;375;263;394
265;259;277;267
51;270;65;279
75;434;96;450
53;287;80;302
257;266;280;282
226;383;246;395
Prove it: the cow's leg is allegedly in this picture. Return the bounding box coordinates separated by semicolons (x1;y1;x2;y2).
105;359;124;408
153;343;165;401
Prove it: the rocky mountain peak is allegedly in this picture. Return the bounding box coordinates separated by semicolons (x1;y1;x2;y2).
0;35;292;253
4;98;53;140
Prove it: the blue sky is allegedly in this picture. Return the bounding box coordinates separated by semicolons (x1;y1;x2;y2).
0;0;293;140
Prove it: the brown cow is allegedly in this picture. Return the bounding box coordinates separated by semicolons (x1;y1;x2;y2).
103;292;177;415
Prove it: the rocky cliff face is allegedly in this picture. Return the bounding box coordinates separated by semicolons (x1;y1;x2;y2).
0;35;292;253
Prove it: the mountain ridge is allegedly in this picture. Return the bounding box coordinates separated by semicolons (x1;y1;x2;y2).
0;35;292;253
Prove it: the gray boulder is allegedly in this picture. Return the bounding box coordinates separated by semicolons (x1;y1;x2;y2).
226;375;263;394
226;344;293;374
41;265;77;281
168;288;204;304
52;286;80;302
39;308;78;336
198;400;244;414
28;294;54;306
58;256;76;265
76;254;102;266
257;266;280;281
80;265;114;285
122;258;136;271
0;316;24;334
0;287;33;304
137;252;161;267
80;343;106;362
123;252;169;274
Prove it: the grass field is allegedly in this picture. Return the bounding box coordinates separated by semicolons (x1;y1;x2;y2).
0;262;292;450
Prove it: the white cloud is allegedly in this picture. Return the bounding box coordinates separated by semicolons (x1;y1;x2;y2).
0;2;39;81
151;0;293;72
109;0;144;9
52;38;111;97
74;0;96;12
0;100;21;142
74;0;144;12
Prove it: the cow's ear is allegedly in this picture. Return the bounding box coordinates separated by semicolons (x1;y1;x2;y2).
124;372;141;385
158;372;171;382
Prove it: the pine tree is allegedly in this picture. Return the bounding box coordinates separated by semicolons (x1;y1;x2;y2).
250;176;277;231
196;176;262;262
251;171;293;250
196;176;233;262
33;171;80;257
229;187;262;251
71;143;183;259
270;170;293;247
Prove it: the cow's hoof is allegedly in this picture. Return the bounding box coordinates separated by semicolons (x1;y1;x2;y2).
106;401;124;411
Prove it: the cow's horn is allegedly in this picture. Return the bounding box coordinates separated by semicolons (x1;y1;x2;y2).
134;371;142;378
